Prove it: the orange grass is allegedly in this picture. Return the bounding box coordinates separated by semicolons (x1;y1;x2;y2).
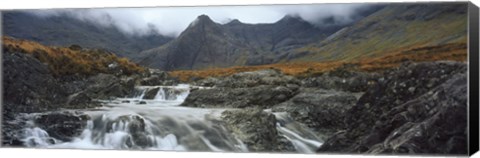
2;36;146;77
169;43;467;82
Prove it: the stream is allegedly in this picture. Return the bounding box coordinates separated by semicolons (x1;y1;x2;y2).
16;84;323;153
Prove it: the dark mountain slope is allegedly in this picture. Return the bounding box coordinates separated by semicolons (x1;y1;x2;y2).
136;15;251;70
136;14;343;70
2;11;173;58
224;16;330;53
292;3;468;62
222;16;338;65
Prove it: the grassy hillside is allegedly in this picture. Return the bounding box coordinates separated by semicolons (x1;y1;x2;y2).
292;3;467;62
169;42;466;82
2;36;146;77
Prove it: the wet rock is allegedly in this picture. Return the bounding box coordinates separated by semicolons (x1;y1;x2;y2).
84;73;135;99
140;75;161;86
3;51;69;113
221;108;294;152
106;115;151;148
317;61;468;155
66;92;101;109
181;85;298;108
364;73;468;154
345;62;466;144
1;103;25;147
140;69;179;86
34;111;90;142
195;77;221;87
123;77;137;91
195;69;300;88
272;88;358;135
159;87;189;100
138;101;147;104
301;67;378;92
316;130;351;152
142;88;160;100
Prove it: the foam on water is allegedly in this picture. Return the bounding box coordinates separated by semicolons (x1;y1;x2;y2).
17;84;323;153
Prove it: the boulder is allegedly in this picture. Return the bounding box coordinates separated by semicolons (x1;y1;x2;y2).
365;73;468;154
272;88;358;135
106;115;151;148
3;51;69;113
83;73;135;99
140;75;162;86
66;92;101;109
140;69;178;86
221;108;294;152
301;67;378;92
34;111;90;142
317;61;468;155
142;87;160;100
195;69;300;88
181;85;298;108
1;103;25;146
345;61;466;144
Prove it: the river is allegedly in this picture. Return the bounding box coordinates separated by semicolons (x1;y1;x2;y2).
16;84;323;153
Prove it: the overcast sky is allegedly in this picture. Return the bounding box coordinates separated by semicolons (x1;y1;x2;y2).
28;4;377;37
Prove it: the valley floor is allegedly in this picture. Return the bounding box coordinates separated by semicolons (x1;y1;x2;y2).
169;43;467;82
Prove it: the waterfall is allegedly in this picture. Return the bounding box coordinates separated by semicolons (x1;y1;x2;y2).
16;84;323;153
273;112;323;153
133;84;192;101
153;86;190;101
133;89;147;99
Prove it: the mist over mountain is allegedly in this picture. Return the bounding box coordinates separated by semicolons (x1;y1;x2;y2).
19;4;380;37
134;3;466;70
2;3;467;71
2;11;173;58
291;3;468;62
1;3;470;155
135;14;344;70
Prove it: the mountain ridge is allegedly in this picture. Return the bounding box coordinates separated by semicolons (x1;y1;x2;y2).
2;3;468;72
136;14;343;70
292;3;468;62
2;11;174;58
136;3;467;71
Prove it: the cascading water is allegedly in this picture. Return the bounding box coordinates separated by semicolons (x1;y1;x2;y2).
273;112;323;153
16;84;323;153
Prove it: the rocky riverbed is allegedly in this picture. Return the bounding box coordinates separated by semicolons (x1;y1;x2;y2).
181;61;468;155
1;50;468;155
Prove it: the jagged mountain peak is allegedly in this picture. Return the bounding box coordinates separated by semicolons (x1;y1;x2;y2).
226;19;243;25
276;14;306;24
187;14;218;29
195;14;215;24
197;14;212;21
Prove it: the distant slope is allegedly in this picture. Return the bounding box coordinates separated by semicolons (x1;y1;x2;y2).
136;15;252;70
2;36;145;77
136;15;345;70
222;15;336;65
2;11;173;58
292;3;468;62
137;3;467;71
169;42;467;82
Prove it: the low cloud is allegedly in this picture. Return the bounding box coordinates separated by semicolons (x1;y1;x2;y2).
26;4;382;37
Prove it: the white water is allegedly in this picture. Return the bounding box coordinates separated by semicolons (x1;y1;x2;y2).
17;84;323;153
